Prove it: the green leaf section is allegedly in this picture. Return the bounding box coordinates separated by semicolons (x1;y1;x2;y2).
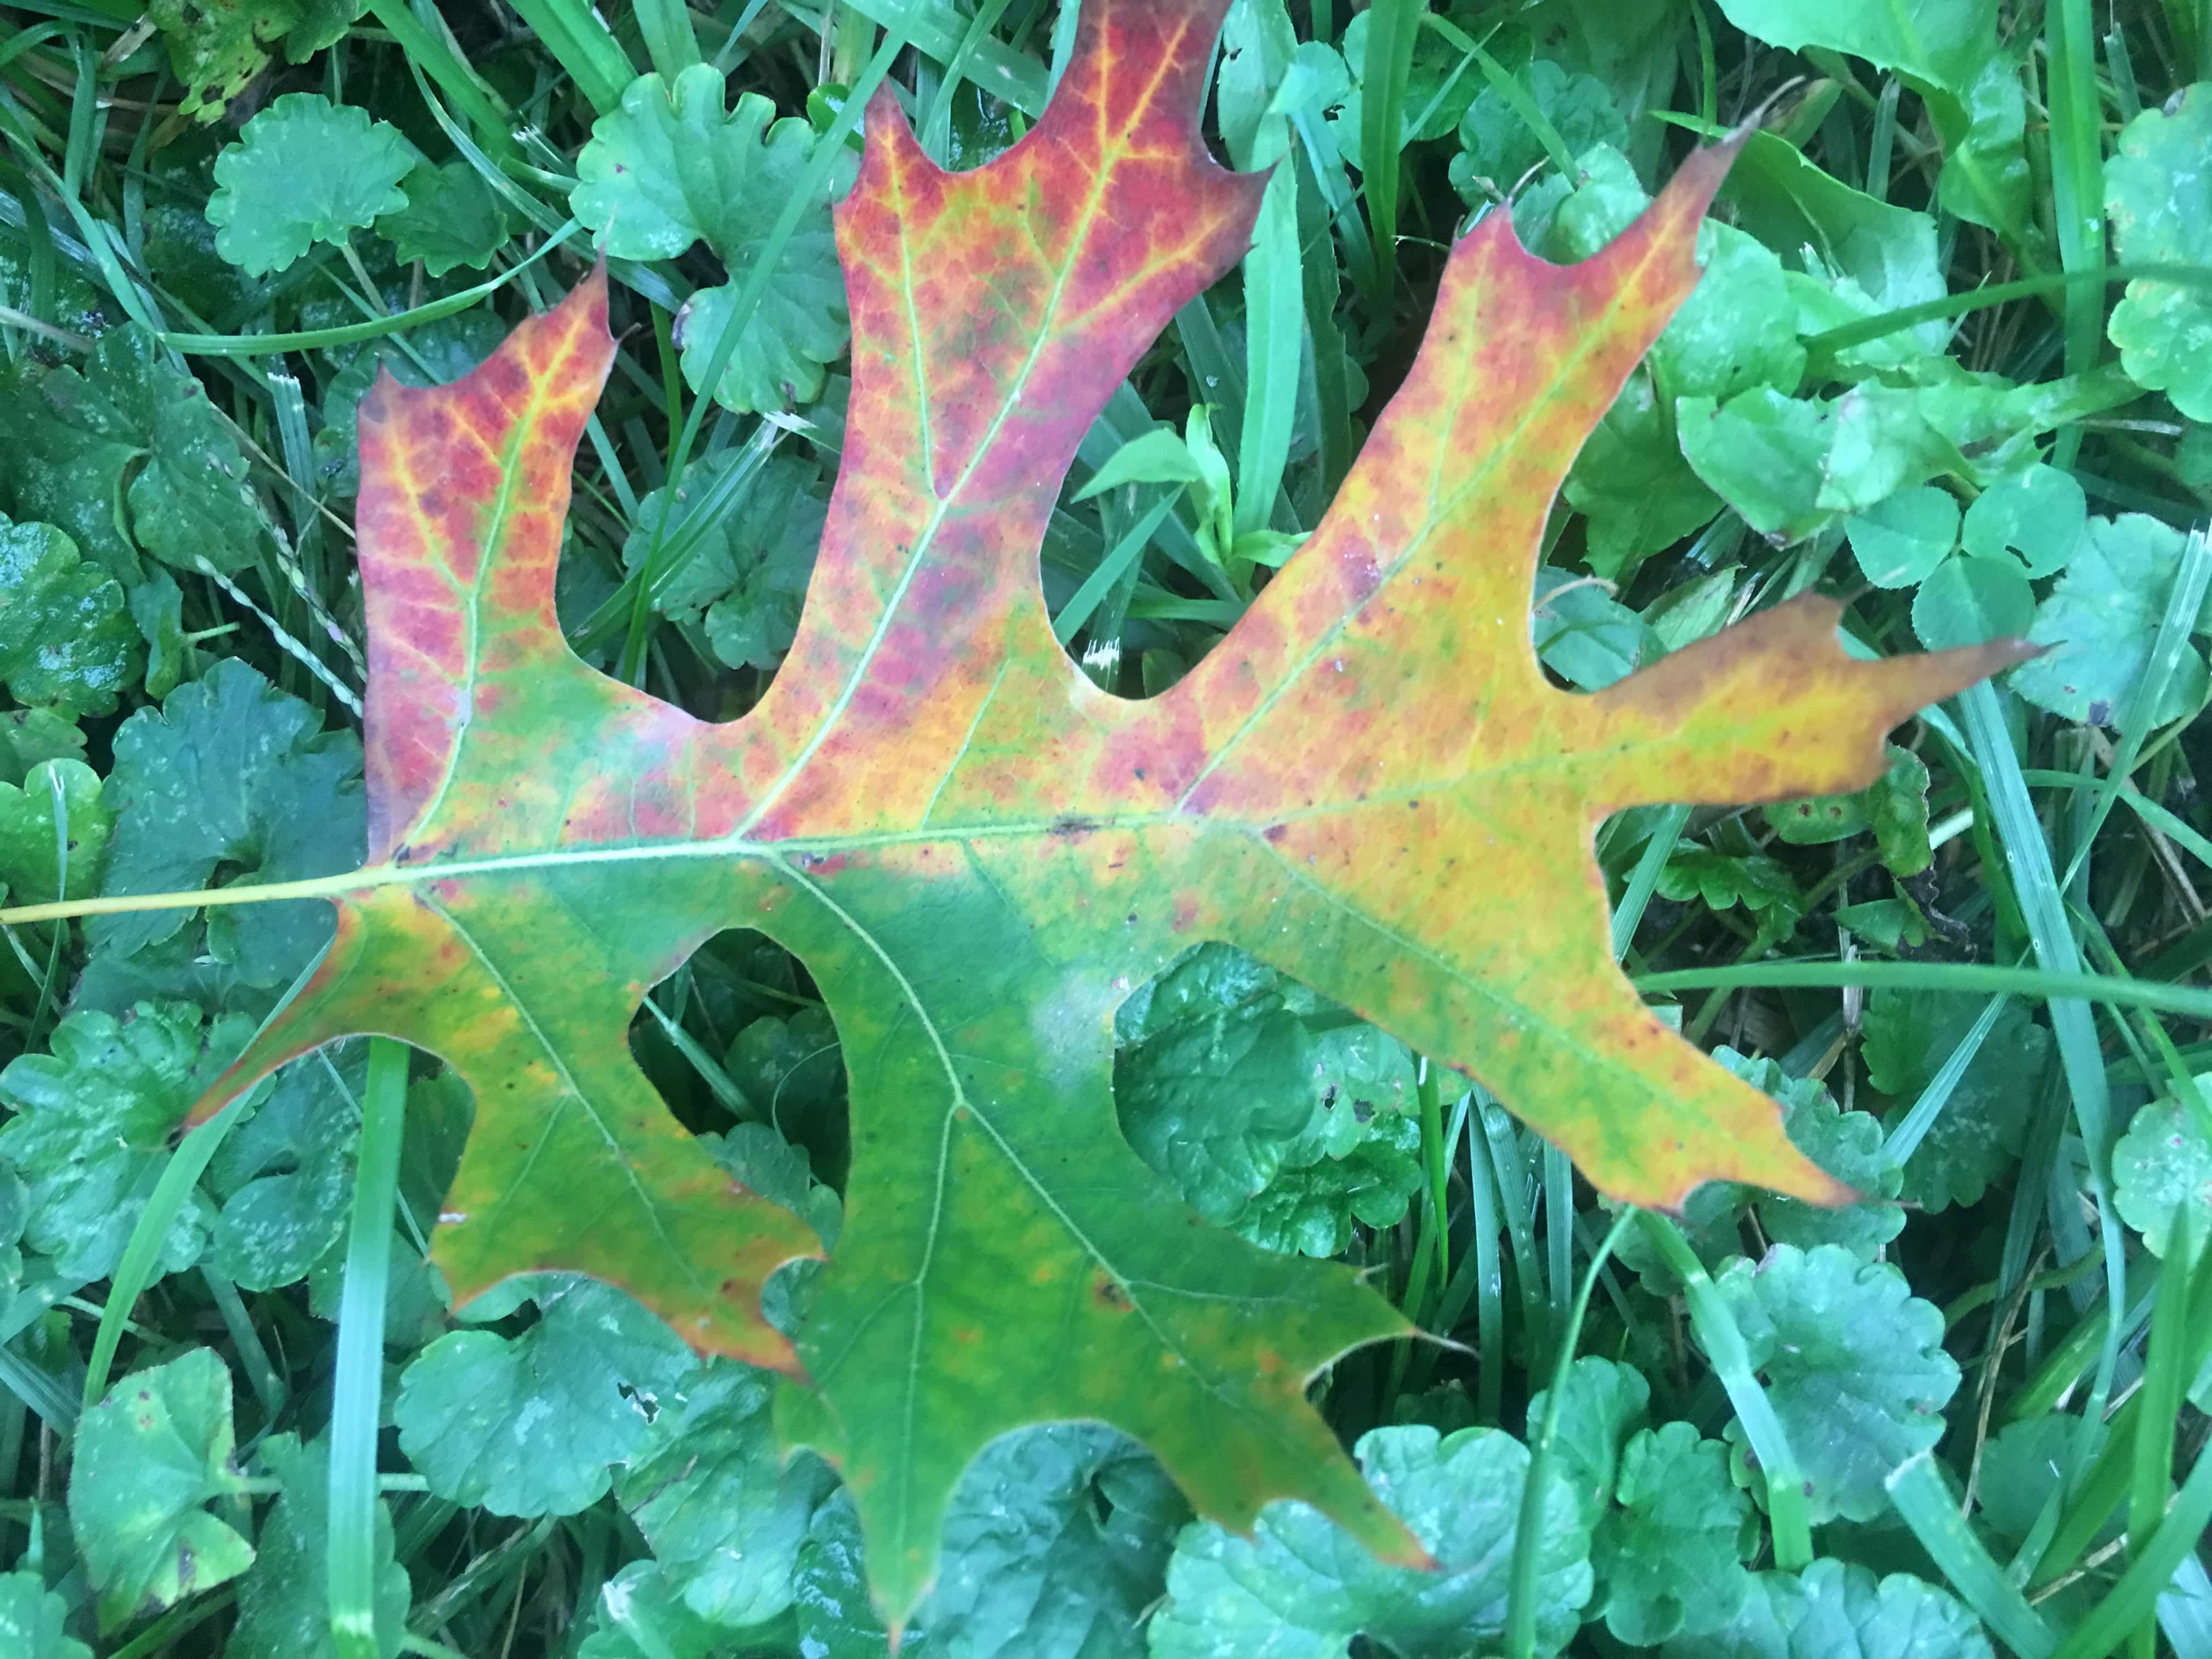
207;94;420;277
2104;83;2212;419
573;65;855;413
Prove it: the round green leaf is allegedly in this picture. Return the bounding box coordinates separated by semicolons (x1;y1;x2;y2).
2104;83;2212;420
1960;462;2086;577
1911;551;2034;650
207;93;418;276
1713;1245;1959;1525
68;1348;255;1632
2010;511;2210;727
1847;486;1959;589
2113;1087;2212;1258
0;1572;90;1659
1594;1422;1756;1646
375;159;512;276
1662;1558;1993;1659
0;515;139;716
0;757;111;907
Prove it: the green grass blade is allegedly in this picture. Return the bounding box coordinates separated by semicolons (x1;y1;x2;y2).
1235;162;1302;538
329;1038;408;1659
1883;995;2007;1165
1887;1451;2058;1659
2053;1438;2212;1659
1357;0;1421;309
2044;0;2106;470
1634;958;2212;1018
1637;1212;1814;1568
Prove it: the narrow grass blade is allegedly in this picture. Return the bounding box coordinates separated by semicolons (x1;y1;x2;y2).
1887;1451;2057;1659
1637;1212;1813;1568
1636;958;2212;1018
1357;0;1421;308
329;1038;408;1659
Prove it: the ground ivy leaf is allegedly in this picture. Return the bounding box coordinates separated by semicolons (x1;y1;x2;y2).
1661;1558;1994;1659
205;1049;362;1290
162;0;2029;1624
148;0;363;122
1149;1424;1593;1658
1864;989;2046;1211
614;1358;836;1626
394;1277;696;1517
622;450;827;673
577;1562;752;1659
1449;63;1626;201
1718;1051;1903;1260
2112;1084;2212;1257
376;159;512;276
0;758;111;907
1974;1415;2109;1547
1560;368;1722;585
84;659;364;994
573;66;851;413
2010;512;2209;727
1595;1421;1756;1645
794;1426;1188;1658
1525;1355;1651;1525
67;1348;255;1632
0;326;265;580
1713;1245;1959;1524
0;1571;90;1659
207;94;419;276
0;515;139;717
0;1001;247;1282
229;1432;408;1659
2104;83;2212;420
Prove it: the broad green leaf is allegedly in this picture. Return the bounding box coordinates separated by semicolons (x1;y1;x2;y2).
1713;1245;1959;1523
0;1001;245;1282
1864;990;2045;1211
1912;554;2035;651
0;709;89;787
1448;61;1626;199
0;516;139;717
1661;1558;1993;1659
1709;0;2029;242
573;66;853;413
67;1349;255;1631
0;1572;90;1659
1656;843;1803;922
1718;1052;1903;1260
204;1048;362;1290
1960;463;2086;578
1763;744;1933;877
0;328;266;581
614;1359;836;1626
70;0;2027;1625
1531;565;1661;687
394;1276;696;1517
577;1562;753;1659
0;758;112;908
622;451;828;673
1525;1355;1650;1524
376;159;513;276
1975;1415;2109;1545
2112;1082;2212;1257
148;0;363;122
2104;83;2212;420
207;94;419;276
1560;368;1721;584
1149;1424;1593;1658
229;1433;409;1659
80;661;363;1013
798;1425;1187;1657
1595;1421;1757;1645
2010;512;2210;727
1847;488;1958;591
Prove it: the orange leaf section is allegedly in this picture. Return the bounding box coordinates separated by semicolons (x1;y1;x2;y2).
161;0;2029;1624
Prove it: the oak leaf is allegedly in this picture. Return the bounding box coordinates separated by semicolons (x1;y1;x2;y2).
11;0;2024;1624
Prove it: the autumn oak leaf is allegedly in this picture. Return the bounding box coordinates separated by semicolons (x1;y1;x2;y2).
8;0;2027;1628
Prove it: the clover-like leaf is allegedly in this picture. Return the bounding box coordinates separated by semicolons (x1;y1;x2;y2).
228;1433;409;1659
573;65;851;412
208;94;419;276
1661;1558;1993;1659
2105;84;2212;419
393;1277;696;1517
22;0;2028;1626
0;328;265;581
0;515;139;716
67;1349;255;1632
1150;1424;1593;1658
1714;1244;1959;1523
2113;1082;2212;1258
1848;488;1959;591
1960;462;2086;577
